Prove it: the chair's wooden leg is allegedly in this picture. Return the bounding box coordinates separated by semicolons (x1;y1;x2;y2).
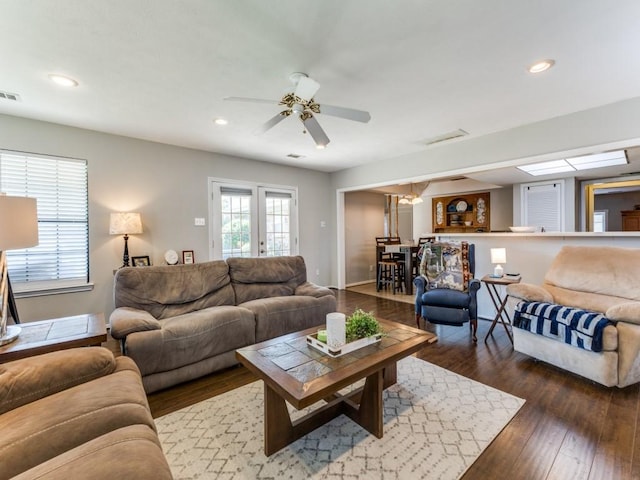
415;313;421;328
470;318;478;343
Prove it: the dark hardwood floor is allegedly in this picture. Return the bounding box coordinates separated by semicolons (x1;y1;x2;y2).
105;289;640;480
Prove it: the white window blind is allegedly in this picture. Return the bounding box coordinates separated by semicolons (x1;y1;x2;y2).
0;151;89;292
521;180;564;232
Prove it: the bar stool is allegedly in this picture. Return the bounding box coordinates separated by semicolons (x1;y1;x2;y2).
377;260;404;293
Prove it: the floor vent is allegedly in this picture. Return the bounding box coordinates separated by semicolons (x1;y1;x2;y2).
0;90;21;102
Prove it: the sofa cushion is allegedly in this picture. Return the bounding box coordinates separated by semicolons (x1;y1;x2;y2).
12;425;172;480
544;245;640;302
228;255;307;304
114;260;235;319
124;305;256;376
418;241;471;292
543;284;634;314
240;295;336;342
0;364;155;479
0;347;116;415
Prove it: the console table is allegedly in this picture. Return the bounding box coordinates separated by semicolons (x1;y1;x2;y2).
0;313;106;363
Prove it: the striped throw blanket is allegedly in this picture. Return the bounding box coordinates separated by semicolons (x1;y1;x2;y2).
513;301;613;352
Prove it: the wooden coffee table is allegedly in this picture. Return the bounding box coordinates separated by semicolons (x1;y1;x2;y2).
236;318;437;455
0;313;107;363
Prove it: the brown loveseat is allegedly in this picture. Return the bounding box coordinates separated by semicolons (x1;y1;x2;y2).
507;245;640;388
0;347;172;480
110;256;336;393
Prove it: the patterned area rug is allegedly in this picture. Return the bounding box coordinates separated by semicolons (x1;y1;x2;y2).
156;356;524;479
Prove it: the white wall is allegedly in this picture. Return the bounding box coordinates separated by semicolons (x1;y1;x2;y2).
344;191;385;284
0;114;333;322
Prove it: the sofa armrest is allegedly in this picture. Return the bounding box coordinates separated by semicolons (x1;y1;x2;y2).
0;347;116;415
606;302;640;325
294;282;334;298
109;307;161;340
506;283;554;303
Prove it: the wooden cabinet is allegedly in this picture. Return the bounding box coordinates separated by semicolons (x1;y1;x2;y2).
621;210;640;231
432;192;491;233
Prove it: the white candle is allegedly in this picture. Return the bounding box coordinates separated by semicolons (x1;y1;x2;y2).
326;312;346;349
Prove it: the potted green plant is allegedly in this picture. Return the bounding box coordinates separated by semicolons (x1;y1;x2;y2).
346;308;383;342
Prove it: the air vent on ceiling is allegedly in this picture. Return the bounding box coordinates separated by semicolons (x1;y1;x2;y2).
286;153;305;159
424;129;468;146
0;90;21;102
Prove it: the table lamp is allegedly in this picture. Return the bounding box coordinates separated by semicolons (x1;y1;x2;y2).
490;247;506;278
0;195;39;345
109;212;143;267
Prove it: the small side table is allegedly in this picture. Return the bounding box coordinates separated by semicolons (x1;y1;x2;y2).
0;313;106;363
481;275;521;344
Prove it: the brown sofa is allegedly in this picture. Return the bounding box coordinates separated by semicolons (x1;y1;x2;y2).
0;347;172;480
110;255;336;393
507;245;640;387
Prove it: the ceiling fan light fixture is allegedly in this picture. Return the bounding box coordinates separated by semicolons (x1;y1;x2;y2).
398;197;411;205
528;59;555;74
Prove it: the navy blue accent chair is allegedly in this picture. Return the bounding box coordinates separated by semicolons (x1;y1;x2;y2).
413;243;480;342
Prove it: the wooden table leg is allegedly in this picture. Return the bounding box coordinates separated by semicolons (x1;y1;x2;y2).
263;366;389;455
343;369;384;438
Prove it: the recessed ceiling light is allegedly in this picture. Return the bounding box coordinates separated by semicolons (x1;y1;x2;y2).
528;59;555;74
213;118;228;125
48;74;78;87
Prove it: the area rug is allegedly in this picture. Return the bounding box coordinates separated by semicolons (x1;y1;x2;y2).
156;356;524;479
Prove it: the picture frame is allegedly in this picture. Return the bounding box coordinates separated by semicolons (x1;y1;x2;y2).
131;255;151;267
182;250;194;264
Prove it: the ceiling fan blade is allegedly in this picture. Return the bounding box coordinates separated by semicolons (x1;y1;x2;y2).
318;104;371;123
302;115;330;148
224;96;279;105
294;76;320;102
256;112;288;134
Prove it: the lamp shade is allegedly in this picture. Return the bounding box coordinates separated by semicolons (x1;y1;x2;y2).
109;212;143;235
0;195;39;250
490;247;507;264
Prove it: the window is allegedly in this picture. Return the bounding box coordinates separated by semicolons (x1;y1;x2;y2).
0;150;89;294
210;180;297;259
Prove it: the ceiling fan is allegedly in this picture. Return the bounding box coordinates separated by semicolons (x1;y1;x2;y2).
224;72;371;149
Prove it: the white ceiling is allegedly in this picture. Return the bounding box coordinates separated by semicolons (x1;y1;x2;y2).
2;1;640;174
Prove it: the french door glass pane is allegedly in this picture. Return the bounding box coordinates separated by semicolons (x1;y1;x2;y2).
264;196;291;256
221;194;252;259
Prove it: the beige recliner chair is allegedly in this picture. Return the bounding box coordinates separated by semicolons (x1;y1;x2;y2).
507;245;640;388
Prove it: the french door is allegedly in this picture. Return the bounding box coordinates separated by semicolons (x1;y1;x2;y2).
210;180;298;259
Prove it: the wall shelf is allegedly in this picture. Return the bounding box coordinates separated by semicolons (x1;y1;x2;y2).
432;192;491;233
